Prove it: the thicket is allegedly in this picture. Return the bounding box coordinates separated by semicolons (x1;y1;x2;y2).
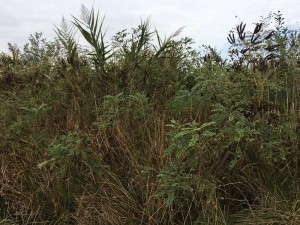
1;6;300;224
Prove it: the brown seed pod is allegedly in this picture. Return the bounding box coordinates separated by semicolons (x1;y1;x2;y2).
238;30;246;41
241;47;250;54
253;40;263;45
265;44;279;52
237;23;246;41
241;33;246;40
227;37;233;44
251;34;261;44
265;53;277;60
236;25;240;33
228;33;235;44
237;22;246;34
254;23;263;34
265;31;275;40
251;34;255;43
241;23;246;33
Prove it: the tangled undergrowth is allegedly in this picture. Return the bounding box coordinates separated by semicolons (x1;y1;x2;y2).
1;7;300;224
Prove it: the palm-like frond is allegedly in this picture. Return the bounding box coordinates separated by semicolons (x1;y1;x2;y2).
154;26;184;58
121;17;153;64
72;5;113;75
54;17;78;67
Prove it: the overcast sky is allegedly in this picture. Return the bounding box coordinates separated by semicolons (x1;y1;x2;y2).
0;0;299;54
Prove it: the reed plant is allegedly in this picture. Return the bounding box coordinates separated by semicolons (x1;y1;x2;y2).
1;6;300;224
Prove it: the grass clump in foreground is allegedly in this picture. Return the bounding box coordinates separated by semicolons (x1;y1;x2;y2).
1;6;300;224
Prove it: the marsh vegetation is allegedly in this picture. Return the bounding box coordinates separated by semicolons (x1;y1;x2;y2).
1;6;300;224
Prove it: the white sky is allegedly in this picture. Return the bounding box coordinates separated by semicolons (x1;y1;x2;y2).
0;0;299;54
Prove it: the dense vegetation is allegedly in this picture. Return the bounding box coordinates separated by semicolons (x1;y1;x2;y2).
1;6;300;224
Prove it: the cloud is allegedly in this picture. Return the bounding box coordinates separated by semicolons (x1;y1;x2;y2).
0;0;299;54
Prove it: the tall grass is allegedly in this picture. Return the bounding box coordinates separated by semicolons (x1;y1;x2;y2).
1;7;300;224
